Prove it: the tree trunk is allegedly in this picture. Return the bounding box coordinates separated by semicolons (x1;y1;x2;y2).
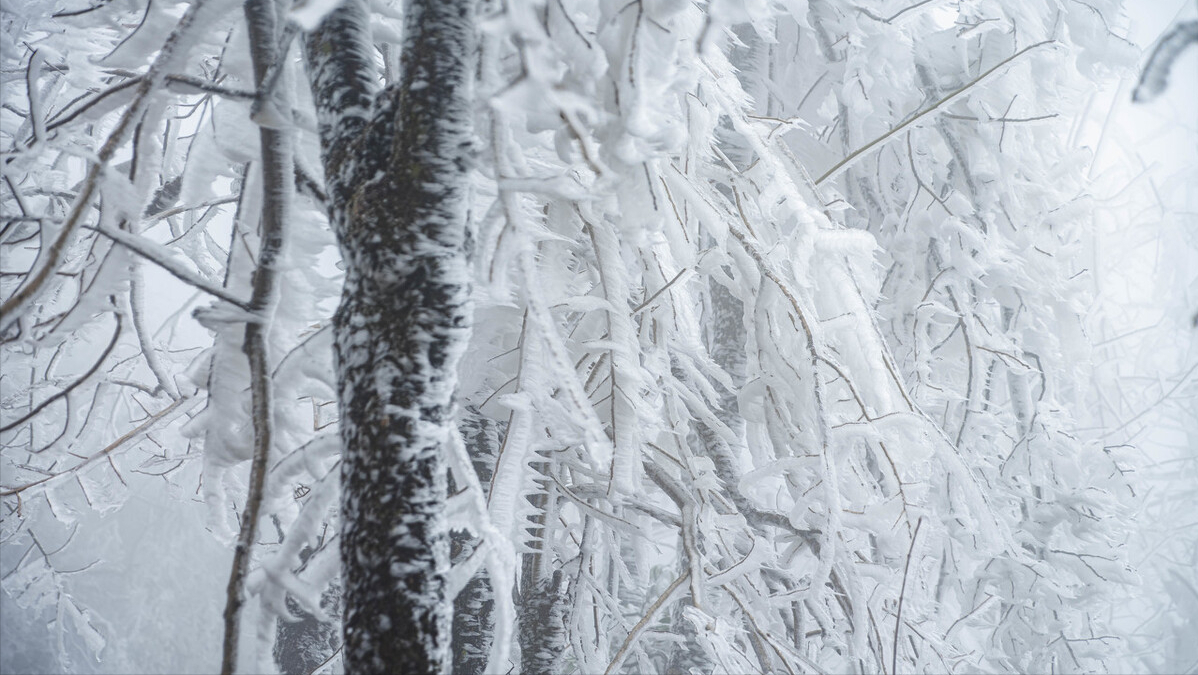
518;571;568;675
305;0;475;671
451;408;499;675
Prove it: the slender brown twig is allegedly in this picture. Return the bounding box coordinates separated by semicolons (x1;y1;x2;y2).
893;516;924;675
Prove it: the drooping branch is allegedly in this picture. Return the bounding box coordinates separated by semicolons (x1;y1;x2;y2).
89;224;254;310
220;0;294;670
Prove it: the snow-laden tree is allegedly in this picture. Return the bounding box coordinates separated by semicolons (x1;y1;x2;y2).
1;0;1192;673
447;2;1143;673
304;0;476;669
1;0;340;671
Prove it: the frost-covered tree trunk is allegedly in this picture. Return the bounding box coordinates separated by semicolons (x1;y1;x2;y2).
518;571;569;675
517;452;567;674
450;408;498;675
305;0;475;671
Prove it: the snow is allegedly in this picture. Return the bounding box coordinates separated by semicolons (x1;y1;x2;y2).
2;0;1196;673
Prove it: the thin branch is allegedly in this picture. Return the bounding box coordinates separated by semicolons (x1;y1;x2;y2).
46;72;251;133
304;647;342;675
88;224;253;311
888;0;937;23
0;396;191;497
892;517;924;675
220;0;294;669
943;112;1058;123
164;73;255;99
603;570;690;675
816;40;1055;185
0;314;121;433
1103;363;1197;439
144;196;240;224
631;267;689;315
52;0;114;18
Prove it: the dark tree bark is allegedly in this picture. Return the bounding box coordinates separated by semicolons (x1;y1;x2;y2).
450;408;500;675
305;0;476;672
274;552;342;675
1134;20;1198;103
518;446;567;673
518;571;569;675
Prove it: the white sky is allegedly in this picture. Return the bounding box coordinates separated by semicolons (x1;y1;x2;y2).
1093;0;1197;454
1121;0;1198;176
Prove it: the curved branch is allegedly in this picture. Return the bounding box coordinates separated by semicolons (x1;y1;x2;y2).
220;0;294;670
0;313;122;434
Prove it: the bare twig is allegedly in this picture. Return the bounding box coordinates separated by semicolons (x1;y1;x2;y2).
631;267;689;315
816;40;1056;185
1103;363;1197;439
0;314;121;434
603;570;690;675
892;516;924;675
0;396;191;497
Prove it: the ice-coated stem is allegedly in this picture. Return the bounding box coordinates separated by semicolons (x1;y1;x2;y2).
220;0;293;670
